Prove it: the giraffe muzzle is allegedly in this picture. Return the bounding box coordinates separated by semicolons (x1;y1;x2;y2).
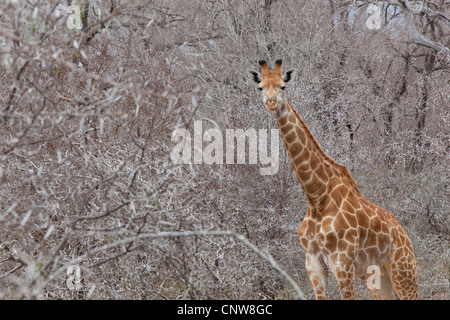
267;97;277;110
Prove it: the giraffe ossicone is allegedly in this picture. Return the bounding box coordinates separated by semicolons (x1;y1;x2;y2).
249;59;418;300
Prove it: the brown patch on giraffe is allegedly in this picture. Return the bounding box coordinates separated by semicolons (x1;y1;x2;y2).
280;123;293;135
292;154;305;168
335;212;350;230
300;237;309;248
315;183;327;200
345;213;358;228
351;197;362;209
309;152;320;171
306;138;313;152
398;232;406;246
307;179;326;196
285;131;296;143
330;185;348;206
295;126;307;145
306;219;316;233
332;167;341;176
298;220;307;235
297;169;312;183
378;234;391;249
345;229;358;243
380;221;389;234
325;233;338;252
364;231;377;247
297;161;310;172
347;244;355;256
310;241;321;255
278;115;288;126
288;143;302;160
328;176;342;190
337;228;345;239
289;113;297;123
338;239;349;251
324;166;336;180
361;200;377;215
357;209;370;228
311;278;320;287
315;164;328;182
299;146;310;161
315;286;325;297
321;217;334;233
341;200;355;214
369;217;382;232
359;228;368;244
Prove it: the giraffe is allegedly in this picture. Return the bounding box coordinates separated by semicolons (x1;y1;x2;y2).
249;59;418;300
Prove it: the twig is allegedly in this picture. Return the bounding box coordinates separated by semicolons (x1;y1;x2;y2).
43;230;307;300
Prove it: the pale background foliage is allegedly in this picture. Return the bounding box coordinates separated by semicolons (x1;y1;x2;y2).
0;0;448;299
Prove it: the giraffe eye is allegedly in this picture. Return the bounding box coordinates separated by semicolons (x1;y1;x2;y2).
281;86;286;90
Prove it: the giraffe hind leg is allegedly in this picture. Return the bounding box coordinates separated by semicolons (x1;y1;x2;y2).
385;261;419;300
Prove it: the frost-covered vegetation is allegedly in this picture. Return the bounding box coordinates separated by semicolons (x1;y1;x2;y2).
0;0;448;299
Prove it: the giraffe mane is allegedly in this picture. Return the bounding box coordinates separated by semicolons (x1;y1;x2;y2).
286;100;360;192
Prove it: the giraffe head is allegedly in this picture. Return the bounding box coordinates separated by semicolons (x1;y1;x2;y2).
249;59;296;110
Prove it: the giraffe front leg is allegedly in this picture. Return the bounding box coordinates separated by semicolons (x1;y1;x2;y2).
305;255;329;300
330;258;356;300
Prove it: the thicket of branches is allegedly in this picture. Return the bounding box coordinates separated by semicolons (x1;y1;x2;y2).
0;0;448;299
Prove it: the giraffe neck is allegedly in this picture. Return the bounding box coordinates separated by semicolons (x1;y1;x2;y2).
274;99;343;207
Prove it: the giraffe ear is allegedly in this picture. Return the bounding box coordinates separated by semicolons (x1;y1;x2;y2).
248;70;261;84
283;69;296;83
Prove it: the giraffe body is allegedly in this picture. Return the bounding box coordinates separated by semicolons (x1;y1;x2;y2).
249;60;418;300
